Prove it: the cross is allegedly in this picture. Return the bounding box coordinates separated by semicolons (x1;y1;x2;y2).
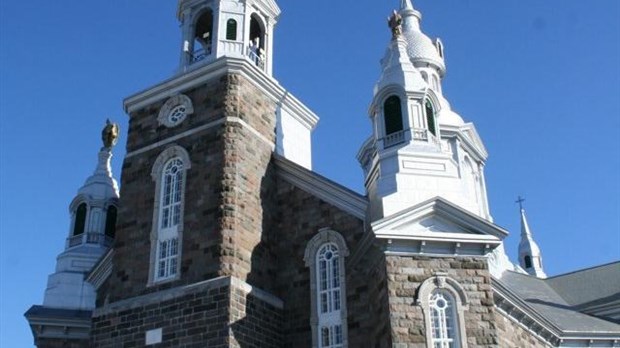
515;196;525;210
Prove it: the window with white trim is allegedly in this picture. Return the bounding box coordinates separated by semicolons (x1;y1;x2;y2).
304;229;349;348
418;274;469;348
429;290;459;348
149;145;191;285
317;243;343;348
155;158;184;281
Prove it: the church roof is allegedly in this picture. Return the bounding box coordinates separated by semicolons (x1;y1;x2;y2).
497;269;620;334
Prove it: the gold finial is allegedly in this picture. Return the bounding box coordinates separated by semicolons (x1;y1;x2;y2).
102;119;120;148
387;10;403;40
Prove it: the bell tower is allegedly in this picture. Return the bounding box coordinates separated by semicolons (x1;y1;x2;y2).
177;0;279;75
25;120;120;348
358;2;492;221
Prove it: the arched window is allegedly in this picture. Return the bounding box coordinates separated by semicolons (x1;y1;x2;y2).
425;99;437;136
317;243;343;347
418;275;469;348
524;255;532;269
384;95;403;135
249;15;265;50
150;146;191;284
304;229;349;348
104;206;117;239
73;203;87;236
156;158;184;280
193;9;213;60
429;290;460;348
226;19;237;41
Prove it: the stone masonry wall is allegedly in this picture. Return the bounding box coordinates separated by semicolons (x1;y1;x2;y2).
271;181;368;347
91;277;283;347
229;279;283;347
495;310;553;348
218;73;278;291
92;283;230;347
386;255;499;348
35;338;90;348
108;73;277;302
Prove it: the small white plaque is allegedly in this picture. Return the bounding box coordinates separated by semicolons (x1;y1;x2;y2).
145;328;162;345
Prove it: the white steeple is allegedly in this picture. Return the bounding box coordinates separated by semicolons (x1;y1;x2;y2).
42;120;120;310
517;199;547;278
177;0;280;76
399;0;445;95
358;5;492;222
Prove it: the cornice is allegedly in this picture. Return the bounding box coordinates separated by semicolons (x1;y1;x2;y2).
274;155;368;220
123;57;318;131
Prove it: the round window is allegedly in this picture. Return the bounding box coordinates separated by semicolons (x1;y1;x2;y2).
167;105;187;125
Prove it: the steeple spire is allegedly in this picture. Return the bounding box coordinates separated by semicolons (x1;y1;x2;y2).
517;198;547;278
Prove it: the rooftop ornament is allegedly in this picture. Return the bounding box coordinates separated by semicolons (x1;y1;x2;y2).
387;10;403;40
101;119;120;149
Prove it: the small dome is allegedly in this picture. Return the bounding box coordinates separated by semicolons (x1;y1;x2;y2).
438;108;464;127
399;3;446;74
403;30;445;72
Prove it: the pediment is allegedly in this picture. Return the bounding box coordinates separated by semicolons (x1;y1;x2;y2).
372;197;507;255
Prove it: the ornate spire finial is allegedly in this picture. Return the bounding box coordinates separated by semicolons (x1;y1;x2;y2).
101;119;120;149
387;10;403;40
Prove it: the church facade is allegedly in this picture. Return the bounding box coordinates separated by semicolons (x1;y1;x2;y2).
26;1;620;347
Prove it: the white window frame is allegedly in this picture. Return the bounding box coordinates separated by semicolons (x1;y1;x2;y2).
157;94;194;128
304;228;349;348
417;274;469;348
149;145;191;285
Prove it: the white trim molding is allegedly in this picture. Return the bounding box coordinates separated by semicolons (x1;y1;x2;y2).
148;145;192;286
157;94;194;128
304;228;350;348
417;273;469;348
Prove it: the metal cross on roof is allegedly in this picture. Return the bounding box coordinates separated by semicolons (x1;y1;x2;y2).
515;196;526;210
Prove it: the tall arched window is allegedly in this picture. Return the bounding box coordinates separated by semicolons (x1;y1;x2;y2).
156;158;184;280
304;229;349;348
317;243;343;347
418;275;469;348
104;205;117;239
384;95;404;135
150;145;191;284
425;99;437;136
226;19;238;41
429;290;460;348
73;203;87;236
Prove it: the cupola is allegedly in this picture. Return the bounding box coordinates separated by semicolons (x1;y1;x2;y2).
42;120;120;310
177;0;280;76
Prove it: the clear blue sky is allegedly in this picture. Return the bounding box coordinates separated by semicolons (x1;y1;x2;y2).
1;1;618;346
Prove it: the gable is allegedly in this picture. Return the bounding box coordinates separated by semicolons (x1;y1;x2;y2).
372;197;507;256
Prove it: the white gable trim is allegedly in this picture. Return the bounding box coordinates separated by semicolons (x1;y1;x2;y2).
275;155;368;220
372;197;506;256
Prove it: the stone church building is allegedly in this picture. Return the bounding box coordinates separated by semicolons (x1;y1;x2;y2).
26;0;620;347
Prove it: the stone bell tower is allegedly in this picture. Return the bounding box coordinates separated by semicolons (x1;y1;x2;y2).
86;0;318;346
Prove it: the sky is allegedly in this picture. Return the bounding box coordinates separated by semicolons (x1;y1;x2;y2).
1;0;619;346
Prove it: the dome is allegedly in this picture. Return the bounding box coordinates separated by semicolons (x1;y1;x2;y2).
438;109;464;127
399;3;446;74
403;30;445;72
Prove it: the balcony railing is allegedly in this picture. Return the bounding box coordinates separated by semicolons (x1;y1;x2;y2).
67;233;113;248
190;45;212;64
384;130;405;148
247;49;265;70
412;128;429;141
